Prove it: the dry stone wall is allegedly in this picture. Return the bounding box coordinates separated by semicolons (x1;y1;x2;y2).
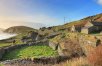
0;40;49;60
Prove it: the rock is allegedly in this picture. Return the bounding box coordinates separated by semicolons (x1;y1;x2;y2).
49;41;58;50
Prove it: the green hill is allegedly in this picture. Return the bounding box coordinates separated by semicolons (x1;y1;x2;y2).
4;26;37;34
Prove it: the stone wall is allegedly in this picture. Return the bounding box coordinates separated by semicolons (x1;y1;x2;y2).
1;56;69;65
0;33;100;60
0;40;49;60
0;48;5;59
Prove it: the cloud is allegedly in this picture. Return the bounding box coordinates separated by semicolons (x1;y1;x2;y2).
0;15;59;29
0;21;46;29
97;0;102;5
0;14;58;24
0;0;60;29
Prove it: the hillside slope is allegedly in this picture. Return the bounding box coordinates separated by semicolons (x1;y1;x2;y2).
51;13;102;31
65;13;102;27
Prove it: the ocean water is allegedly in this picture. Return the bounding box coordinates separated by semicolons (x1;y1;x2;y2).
0;33;16;40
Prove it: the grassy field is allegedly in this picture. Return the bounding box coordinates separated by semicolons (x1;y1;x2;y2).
0;64;3;66
2;45;58;60
0;43;11;48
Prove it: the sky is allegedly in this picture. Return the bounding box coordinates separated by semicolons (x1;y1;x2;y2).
0;0;102;29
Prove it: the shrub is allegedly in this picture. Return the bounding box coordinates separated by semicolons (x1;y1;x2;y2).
87;45;102;66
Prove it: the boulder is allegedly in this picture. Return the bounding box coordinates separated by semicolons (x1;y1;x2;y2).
49;41;58;50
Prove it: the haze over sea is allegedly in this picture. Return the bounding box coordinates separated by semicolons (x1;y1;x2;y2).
0;32;16;40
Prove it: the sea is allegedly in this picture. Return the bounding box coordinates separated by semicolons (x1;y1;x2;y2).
0;32;16;40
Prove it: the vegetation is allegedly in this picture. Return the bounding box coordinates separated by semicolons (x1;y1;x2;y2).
49;13;102;32
4;26;37;34
87;45;102;66
2;45;58;60
50;32;78;44
0;43;11;47
0;64;3;66
64;57;89;66
0;34;26;48
1;13;102;66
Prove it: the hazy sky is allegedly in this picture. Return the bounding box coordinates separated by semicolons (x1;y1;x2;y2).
0;0;102;29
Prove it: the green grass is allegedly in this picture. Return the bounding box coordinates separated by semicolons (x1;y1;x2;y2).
2;45;58;60
0;41;23;48
0;43;12;48
0;64;3;66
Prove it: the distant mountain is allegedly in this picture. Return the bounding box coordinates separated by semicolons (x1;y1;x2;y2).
4;26;37;34
0;28;4;33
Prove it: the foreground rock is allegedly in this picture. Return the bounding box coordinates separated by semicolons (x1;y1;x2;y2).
49;32;101;57
1;56;69;66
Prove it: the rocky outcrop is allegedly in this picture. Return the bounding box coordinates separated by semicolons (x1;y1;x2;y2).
49;32;101;57
49;41;58;50
79;34;99;55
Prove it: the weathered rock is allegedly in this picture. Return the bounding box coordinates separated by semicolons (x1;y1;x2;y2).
49;32;101;57
49;41;58;50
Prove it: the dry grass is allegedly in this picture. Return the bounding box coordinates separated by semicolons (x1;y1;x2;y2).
65;57;89;66
87;45;102;66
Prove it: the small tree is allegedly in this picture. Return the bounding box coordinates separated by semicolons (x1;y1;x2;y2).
40;27;46;31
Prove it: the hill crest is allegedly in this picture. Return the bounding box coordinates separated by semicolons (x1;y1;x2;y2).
4;26;37;34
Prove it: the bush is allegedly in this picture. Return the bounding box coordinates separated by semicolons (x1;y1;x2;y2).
87;45;102;66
